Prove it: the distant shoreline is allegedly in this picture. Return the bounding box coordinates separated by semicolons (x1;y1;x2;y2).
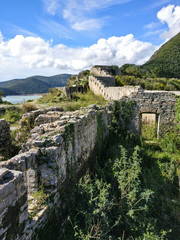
3;93;46;97
2;94;43;104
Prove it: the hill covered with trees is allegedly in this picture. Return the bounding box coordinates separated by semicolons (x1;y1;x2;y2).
142;32;180;78
0;74;71;95
116;32;180;90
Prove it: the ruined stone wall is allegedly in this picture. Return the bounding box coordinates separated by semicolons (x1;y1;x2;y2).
129;91;177;136
90;65;120;76
0;105;112;239
89;75;142;100
89;68;178;137
0;168;28;240
56;85;87;99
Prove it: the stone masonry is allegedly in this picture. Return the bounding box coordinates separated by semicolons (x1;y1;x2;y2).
0;105;112;239
0;168;28;240
89;65;178;137
0;65;179;239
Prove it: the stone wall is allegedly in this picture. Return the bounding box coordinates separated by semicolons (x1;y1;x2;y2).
56;85;87;99
0;105;112;239
89;75;142;100
0;65;179;239
90;65;120;77
129;91;177;136
0;168;28;240
89;65;178;137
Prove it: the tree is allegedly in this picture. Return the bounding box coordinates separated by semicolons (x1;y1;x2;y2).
0;91;5;103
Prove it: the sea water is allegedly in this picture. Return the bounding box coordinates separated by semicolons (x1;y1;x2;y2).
2;95;42;104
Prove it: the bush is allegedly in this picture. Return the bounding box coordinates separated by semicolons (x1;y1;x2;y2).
0;107;23;124
115;75;180;91
22;102;37;113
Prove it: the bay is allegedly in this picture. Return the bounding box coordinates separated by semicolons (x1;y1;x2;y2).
2;95;42;104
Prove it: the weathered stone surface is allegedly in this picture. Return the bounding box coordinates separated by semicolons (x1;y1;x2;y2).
0;66;178;239
0;104;112;239
0;169;28;240
89;65;178;136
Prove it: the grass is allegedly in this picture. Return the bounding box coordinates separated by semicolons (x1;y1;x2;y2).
37;89;107;111
22;102;37;113
29;189;49;219
0;101;37;126
141;123;157;141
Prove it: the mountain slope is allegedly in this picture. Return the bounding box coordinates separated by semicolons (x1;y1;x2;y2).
0;74;71;95
142;32;180;78
0;87;18;95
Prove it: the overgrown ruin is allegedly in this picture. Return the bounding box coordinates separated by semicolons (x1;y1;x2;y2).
0;65;179;239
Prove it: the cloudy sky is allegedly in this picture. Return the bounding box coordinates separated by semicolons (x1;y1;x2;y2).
0;0;179;81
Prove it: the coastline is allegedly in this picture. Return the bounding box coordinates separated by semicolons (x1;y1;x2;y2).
2;94;42;104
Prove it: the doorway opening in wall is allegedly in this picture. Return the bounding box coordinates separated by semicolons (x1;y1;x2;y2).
141;113;159;140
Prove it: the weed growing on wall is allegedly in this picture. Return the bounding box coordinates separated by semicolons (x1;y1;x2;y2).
29;188;50;219
111;100;136;134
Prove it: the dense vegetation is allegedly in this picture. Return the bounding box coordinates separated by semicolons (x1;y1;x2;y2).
142;32;180;78
66;70;89;86
0;74;70;95
116;32;180;90
116;74;180;91
63;99;180;240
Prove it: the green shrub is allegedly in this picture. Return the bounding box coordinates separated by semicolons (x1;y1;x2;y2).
0;107;23;124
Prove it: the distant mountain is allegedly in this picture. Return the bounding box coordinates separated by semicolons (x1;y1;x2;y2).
0;87;17;95
0;74;71;95
142;32;180;78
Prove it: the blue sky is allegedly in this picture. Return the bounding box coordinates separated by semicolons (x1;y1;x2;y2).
0;0;179;81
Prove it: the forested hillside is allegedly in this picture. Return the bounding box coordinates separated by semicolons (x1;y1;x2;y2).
142;32;180;78
116;32;180;90
0;74;70;95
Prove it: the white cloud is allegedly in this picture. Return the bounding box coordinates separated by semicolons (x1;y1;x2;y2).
0;32;157;81
0;32;3;43
42;0;60;15
144;22;161;29
72;18;104;31
157;4;180;40
42;0;132;32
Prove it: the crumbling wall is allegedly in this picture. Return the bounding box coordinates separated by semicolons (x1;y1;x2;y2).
0;105;112;239
90;65;120;76
0;168;28;240
89;75;142;100
56;85;87;99
129;91;177;136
